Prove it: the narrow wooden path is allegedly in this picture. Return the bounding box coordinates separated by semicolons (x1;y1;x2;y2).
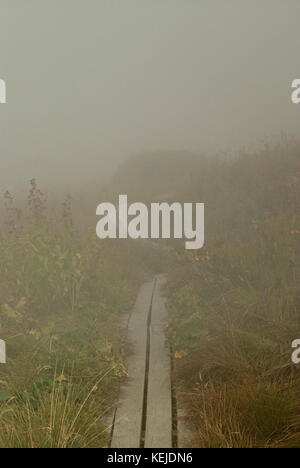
111;275;173;448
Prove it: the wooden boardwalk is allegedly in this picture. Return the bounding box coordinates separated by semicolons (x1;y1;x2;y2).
111;275;172;448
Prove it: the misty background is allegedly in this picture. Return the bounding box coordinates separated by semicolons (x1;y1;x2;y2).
0;0;300;194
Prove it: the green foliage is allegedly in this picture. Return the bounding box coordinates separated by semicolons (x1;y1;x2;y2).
0;182;138;447
166;145;300;447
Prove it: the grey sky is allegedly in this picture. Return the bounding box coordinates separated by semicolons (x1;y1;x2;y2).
0;0;300;192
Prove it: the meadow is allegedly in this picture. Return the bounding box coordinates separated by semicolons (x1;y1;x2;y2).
0;142;298;448
0;180;149;448
165;143;300;447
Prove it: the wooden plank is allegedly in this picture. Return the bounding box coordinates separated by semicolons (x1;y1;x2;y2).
144;275;172;448
111;278;155;448
177;393;196;448
0;339;6;364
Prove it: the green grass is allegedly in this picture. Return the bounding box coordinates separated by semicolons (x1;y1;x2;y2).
0;181;141;448
165;144;300;448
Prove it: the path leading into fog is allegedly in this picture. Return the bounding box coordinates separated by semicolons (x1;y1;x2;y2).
110;275;173;448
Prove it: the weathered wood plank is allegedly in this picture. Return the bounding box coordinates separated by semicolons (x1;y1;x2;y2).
111;278;155;448
177;406;193;448
144;275;172;448
177;393;196;448
0;339;6;364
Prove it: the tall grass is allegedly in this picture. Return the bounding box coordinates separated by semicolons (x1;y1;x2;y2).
166;144;300;447
0;180;139;447
0;370;114;448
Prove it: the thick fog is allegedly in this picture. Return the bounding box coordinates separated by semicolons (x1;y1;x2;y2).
0;0;300;193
